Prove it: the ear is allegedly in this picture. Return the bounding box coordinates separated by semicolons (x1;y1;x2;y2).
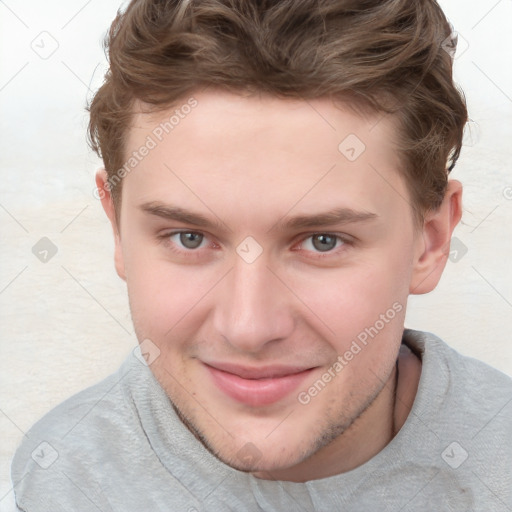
409;179;463;294
95;168;126;281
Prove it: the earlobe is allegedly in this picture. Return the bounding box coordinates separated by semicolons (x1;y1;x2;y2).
95;168;126;281
409;180;463;295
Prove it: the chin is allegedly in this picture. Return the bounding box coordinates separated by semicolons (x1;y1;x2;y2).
175;404;312;474
221;446;308;475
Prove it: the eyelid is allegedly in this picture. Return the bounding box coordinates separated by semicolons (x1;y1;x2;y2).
159;229;353;257
293;232;353;255
158;229;215;253
299;231;353;242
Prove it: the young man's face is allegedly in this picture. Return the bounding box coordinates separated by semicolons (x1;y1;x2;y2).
98;89;453;480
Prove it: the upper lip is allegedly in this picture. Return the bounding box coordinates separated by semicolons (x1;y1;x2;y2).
204;362;315;380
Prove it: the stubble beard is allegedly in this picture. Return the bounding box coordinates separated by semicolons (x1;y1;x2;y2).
151;364;394;476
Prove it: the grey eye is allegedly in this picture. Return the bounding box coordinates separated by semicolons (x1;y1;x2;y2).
179;232;204;249
311;234;338;252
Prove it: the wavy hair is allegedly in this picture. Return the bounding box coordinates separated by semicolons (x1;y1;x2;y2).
88;0;468;224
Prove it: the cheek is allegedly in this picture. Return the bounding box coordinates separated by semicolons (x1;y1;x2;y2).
123;245;218;343
295;248;412;343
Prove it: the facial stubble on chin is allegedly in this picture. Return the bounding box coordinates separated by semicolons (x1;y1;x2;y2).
152;367;394;475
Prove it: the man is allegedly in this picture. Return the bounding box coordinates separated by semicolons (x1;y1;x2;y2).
11;0;512;510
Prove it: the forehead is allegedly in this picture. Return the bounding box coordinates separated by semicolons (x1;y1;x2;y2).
122;90;410;228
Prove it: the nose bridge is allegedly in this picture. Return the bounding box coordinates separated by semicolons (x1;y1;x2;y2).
214;255;292;352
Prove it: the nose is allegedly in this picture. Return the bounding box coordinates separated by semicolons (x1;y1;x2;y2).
213;254;295;354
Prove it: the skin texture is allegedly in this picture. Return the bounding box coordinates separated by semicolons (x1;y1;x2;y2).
96;89;462;482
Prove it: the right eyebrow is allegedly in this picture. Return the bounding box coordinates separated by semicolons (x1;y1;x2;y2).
139;202;228;232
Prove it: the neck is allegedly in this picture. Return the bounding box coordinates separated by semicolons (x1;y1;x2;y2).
256;343;421;482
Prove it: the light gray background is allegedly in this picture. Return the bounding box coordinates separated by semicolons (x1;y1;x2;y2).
1;0;511;507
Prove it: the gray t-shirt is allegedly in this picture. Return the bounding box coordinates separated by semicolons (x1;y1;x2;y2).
10;329;512;511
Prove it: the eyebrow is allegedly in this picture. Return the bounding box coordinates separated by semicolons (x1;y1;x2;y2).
273;207;378;231
139;202;227;231
139;201;378;232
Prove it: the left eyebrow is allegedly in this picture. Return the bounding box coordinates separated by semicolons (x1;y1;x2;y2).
271;207;378;231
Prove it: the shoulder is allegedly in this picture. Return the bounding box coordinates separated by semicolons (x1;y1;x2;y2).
10;355;138;511
404;328;512;420
407;327;512;386
403;329;512;489
376;329;512;508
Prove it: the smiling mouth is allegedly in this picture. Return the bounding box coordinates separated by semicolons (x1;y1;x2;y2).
203;362;316;406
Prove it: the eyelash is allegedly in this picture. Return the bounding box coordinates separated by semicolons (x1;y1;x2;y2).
158;230;353;260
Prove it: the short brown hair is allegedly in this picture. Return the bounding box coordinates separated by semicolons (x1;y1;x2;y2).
88;0;467;225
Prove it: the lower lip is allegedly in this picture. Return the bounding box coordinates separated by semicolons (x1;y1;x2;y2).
205;365;314;407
